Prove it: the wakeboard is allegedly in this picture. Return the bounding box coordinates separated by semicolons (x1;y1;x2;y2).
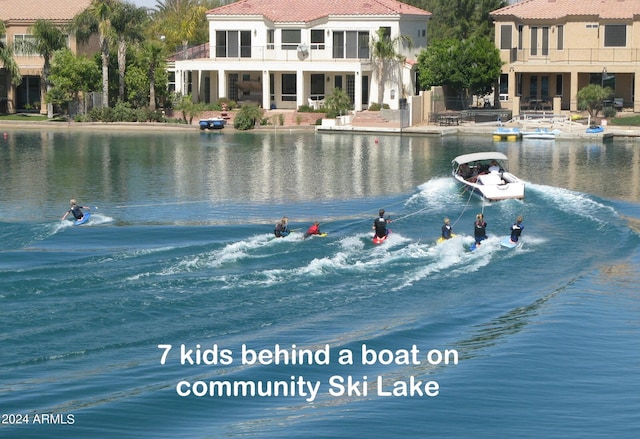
74;212;91;226
372;232;389;245
500;236;521;249
436;233;457;244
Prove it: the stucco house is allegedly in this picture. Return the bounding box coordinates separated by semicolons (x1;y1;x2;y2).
492;0;640;115
0;0;93;114
172;0;431;111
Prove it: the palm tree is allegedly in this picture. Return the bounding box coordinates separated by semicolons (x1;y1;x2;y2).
0;20;22;100
140;40;166;110
371;28;412;106
30;19;67;118
73;0;120;108
155;1;206;96
111;1;148;102
151;0;206;56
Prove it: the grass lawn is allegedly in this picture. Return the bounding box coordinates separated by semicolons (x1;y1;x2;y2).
0;114;58;122
610;115;640;126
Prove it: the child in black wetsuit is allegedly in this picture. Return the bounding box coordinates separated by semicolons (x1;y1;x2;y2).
61;199;90;221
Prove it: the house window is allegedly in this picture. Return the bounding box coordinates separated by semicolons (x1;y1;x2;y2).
346;74;355;104
529;76;538;98
530;27;538;56
358;32;369;58
228;73;239;101
541;27;549;56
346;32;358;58
267;29;274;50
499;74;508;95
13;34;36;56
168;71;176;94
215;31;226;57
281;73;296;101
310;74;325;100
604;24;626;47
500;25;511;50
332;31;369;59
270;73;274;102
541;76;549;98
215;30;252;58
240;31;251;57
311;30;325;50
557;25;564;50
517;25;523;50
282;29;301;50
556;74;563;96
333;32;344;58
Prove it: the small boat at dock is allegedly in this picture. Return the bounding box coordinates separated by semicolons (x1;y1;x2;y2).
492;127;521;141
199;117;226;130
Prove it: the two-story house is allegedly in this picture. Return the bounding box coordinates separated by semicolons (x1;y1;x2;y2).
0;0;93;114
492;0;640;115
172;0;431;111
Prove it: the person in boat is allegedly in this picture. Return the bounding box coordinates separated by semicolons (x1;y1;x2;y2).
274;217;290;237
474;213;487;246
458;163;473;180
488;160;501;173
373;209;391;239
61;199;90;221
441;217;453;240
303;221;321;239
509;215;524;243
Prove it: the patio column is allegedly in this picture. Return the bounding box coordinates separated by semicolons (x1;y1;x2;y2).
262;70;270;109
569;71;579;112
635;71;640;113
296;68;304;109
354;69;363;112
175;69;183;97
218;70;226;100
192;70;200;103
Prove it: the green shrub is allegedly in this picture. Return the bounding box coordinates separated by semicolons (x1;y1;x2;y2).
603;106;617;118
113;102;137;122
86;108;102;121
233;104;263;130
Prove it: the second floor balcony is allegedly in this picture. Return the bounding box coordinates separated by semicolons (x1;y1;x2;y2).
173;43;375;63
502;47;640;66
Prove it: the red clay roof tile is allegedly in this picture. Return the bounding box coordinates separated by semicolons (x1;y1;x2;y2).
0;0;92;22
208;0;431;23
491;0;640;21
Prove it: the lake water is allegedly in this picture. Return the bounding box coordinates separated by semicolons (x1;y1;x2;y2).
1;128;639;438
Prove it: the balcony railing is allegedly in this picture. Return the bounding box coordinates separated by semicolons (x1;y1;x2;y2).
502;47;640;65
174;44;373;63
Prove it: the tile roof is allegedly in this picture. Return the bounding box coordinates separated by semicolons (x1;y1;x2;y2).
491;0;640;21
208;0;431;23
0;0;92;22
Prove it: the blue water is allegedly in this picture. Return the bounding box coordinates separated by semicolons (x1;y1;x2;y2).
1;129;639;438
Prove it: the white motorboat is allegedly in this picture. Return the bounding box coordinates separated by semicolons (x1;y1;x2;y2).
451;152;525;201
